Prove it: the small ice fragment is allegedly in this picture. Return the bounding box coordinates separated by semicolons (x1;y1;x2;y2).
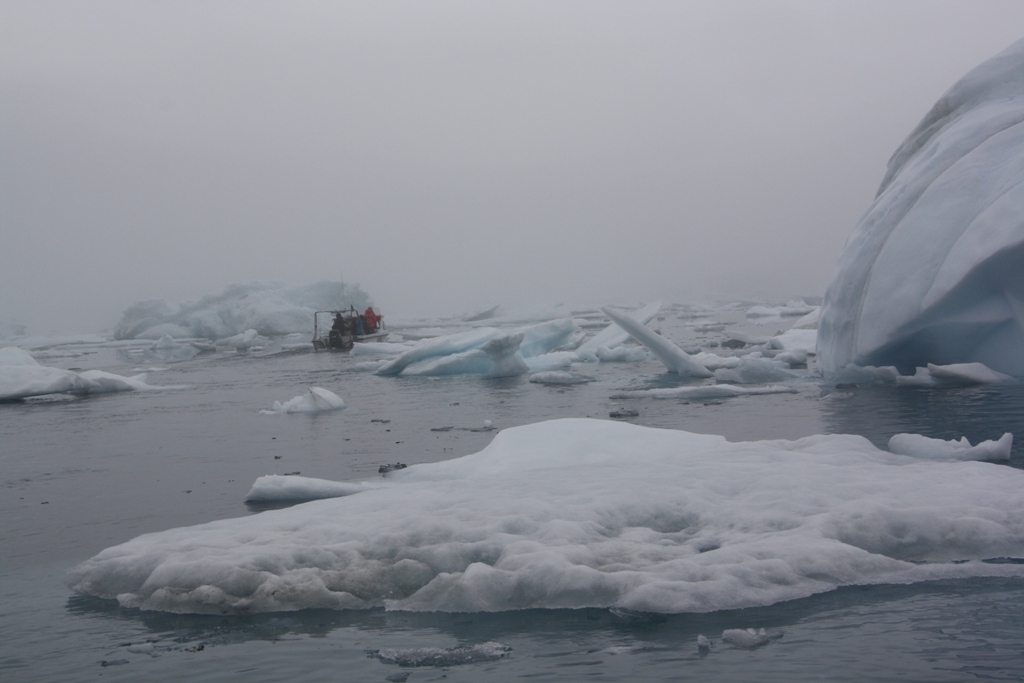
370;641;511;667
888;432;1012;461
721;628;771;649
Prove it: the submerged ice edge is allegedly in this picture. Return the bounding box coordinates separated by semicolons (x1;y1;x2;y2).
67;418;1024;616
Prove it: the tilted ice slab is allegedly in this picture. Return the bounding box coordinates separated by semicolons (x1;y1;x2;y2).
601;307;713;378
67;418;1024;615
818;38;1024;378
576;301;662;360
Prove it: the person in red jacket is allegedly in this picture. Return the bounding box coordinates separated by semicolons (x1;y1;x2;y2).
364;307;378;331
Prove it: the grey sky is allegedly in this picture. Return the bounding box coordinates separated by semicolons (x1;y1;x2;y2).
3;1;1023;333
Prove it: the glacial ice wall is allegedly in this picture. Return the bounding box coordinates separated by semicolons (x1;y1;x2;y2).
818;38;1024;378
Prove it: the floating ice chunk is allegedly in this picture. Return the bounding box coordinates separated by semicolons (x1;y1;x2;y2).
595;345;650;362
263;387;346;414
0;347;97;399
244;475;370;503
370;641;512;667
529;371;595;385
819;38;1024;379
78;370;158;393
518;319;581;358
774;349;809;368
350;341;416;356
770;329;817;354
721;330;770;348
609;384;798;400
747;300;816;318
523;351;577;372
721;628;772;649
888;432;1013;461
376;328;500;376
67;419;1024;615
601;307;713;378
713;358;797;384
689;352;741;371
791;308;820;330
399;332;528;377
215;329;260;350
925;362;1017;385
576;301;662;360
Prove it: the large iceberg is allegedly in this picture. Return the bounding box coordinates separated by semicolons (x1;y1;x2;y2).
114;281;372;340
67;418;1024;615
818;38;1024;378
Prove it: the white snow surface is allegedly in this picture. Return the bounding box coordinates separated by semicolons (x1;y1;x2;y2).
261;387;346;414
244;475;371;503
66;418;1024;615
114;281;371;340
818;38;1024;378
888;432;1013;461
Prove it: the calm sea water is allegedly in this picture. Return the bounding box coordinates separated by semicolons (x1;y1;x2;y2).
2;309;1023;682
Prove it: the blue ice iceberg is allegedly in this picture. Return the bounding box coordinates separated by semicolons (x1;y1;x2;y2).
819;38;1024;378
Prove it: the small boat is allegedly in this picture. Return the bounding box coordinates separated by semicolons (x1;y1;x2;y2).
312;307;388;351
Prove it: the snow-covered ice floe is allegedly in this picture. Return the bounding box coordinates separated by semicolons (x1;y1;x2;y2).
261;387;345;414
819;38;1024;379
67;418;1024;615
244;475;371;503
888;432;1013;461
0;347;170;400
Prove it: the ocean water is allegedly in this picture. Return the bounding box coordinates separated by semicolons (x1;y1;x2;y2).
2;308;1023;682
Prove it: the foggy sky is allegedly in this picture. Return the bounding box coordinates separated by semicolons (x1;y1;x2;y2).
3;1;1023;334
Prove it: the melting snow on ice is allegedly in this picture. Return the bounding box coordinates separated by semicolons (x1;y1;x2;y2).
67;418;1024;615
